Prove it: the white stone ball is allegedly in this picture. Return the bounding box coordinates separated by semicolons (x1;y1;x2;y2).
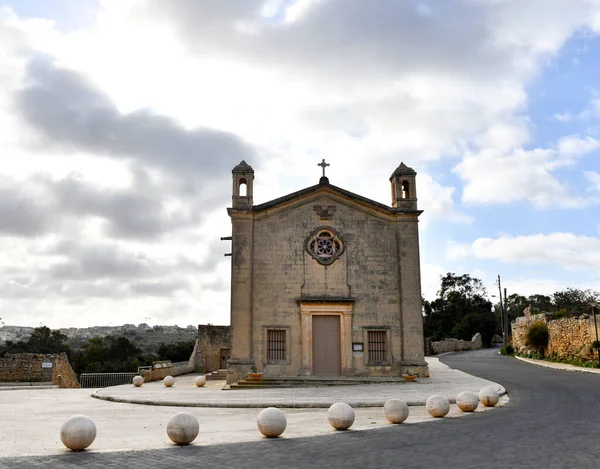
195;375;207;387
132;375;144;387
426;395;450;418
383;399;409;424
456;391;479;412
479;386;500;407
166;412;199;445
163;375;175;387
60;415;97;451
256;407;287;438
327;402;355;430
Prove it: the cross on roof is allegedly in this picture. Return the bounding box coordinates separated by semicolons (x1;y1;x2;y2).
318;159;330;177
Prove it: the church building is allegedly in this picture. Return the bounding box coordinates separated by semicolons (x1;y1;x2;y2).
225;160;428;384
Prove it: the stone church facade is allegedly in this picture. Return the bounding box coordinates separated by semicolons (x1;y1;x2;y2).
225;161;428;384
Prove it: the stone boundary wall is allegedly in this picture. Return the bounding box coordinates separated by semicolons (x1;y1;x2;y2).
430;333;483;355
0;353;80;388
192;325;231;373
141;361;195;382
512;313;599;358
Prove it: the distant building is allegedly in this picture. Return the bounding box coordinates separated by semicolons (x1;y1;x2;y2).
225;160;428;384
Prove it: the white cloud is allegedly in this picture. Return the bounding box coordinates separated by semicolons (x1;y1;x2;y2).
421;263;447;300
585;170;600;191
2;1;600;327
448;232;600;270
455;135;600;208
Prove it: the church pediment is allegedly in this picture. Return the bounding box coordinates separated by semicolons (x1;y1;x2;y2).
247;183;420;220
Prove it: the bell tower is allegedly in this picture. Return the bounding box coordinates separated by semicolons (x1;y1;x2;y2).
390;162;417;210
232;160;254;208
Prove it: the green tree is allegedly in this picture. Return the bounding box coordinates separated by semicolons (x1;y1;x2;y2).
552;288;599;316
70;336;153;373
157;340;195;362
27;326;70;355
423;273;498;346
526;294;553;313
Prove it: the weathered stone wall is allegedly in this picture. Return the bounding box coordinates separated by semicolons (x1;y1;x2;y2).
430;333;483;355
141;362;195;382
0;353;80;388
53;353;80;388
548;317;592;357
192;325;231;372
512;313;600;358
511;313;546;353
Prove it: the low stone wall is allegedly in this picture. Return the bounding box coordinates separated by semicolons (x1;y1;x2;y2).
141;361;195;382
512;312;600;358
430;333;483;355
0;353;80;388
511;313;546;353
192;325;231;372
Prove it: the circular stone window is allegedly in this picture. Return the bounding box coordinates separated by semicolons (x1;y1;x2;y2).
306;229;344;265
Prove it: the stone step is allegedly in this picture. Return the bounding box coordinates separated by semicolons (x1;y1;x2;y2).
228;376;406;389
206;369;228;381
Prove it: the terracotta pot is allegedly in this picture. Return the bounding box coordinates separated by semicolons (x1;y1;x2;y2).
248;373;263;380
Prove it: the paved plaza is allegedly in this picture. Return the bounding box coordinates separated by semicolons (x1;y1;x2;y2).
0;357;506;458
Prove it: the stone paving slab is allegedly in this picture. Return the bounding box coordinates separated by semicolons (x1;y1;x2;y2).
93;357;505;408
0;357;506;458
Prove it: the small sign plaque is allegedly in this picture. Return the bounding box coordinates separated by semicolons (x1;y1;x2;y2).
41;362;52;368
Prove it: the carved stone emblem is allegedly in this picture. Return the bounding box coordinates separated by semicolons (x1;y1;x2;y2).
313;205;336;220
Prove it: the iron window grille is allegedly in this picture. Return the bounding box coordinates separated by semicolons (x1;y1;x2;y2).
368;330;387;362
267;329;286;361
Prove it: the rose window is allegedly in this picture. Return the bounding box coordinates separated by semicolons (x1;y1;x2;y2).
306;229;344;265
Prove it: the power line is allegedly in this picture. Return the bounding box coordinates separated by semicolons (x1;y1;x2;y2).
501;277;600;285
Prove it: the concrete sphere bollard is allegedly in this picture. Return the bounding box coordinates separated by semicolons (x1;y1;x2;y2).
327;402;355;430
166;412;199;445
163;375;175;387
256;407;287;438
383;399;409;424
195;375;207;387
426;395;450;418
132;375;144;387
479;386;500;407
60;415;97;451
456;391;479;412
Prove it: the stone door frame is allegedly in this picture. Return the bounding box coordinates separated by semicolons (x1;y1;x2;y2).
299;302;353;376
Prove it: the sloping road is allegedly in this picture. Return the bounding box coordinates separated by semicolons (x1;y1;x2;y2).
4;347;599;468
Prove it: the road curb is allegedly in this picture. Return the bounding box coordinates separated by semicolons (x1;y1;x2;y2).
515;355;600;375
91;390;435;407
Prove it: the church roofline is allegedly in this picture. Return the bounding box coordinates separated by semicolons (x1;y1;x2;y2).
389;162;416;180
232;160;254;173
250;180;420;215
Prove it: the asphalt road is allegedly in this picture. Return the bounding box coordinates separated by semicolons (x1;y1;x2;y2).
4;347;600;469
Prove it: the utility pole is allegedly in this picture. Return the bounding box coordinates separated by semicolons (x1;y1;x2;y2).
504;287;509;347
497;275;507;347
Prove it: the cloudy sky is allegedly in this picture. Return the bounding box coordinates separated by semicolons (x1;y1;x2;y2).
1;0;600;328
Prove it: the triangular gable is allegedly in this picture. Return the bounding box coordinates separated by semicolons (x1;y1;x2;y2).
251;180;415;215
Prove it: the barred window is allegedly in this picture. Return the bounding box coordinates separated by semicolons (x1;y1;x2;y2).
267;329;286;361
368;331;387;362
